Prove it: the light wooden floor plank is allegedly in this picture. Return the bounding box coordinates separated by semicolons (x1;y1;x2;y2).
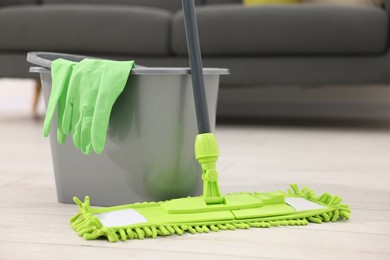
1;79;389;259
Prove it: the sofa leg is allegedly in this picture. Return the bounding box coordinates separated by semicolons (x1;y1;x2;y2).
32;79;42;119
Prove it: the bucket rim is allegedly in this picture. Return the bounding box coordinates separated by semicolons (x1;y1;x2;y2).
27;52;229;75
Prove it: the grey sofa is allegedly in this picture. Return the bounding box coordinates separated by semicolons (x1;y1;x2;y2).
1;0;389;117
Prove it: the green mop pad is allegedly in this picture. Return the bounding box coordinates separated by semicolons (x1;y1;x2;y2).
70;184;350;242
70;133;350;242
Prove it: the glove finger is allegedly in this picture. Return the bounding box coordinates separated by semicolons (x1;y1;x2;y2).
43;59;75;137
43;59;66;136
62;60;89;134
57;128;67;144
57;92;69;144
62;100;73;135
91;61;134;154
72;103;84;150
81;108;93;155
91;108;111;154
71;97;81;138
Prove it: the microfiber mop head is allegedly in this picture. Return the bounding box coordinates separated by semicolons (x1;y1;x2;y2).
70;184;350;242
70;133;350;242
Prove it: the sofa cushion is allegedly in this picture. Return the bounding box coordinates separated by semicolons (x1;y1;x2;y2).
0;0;38;6
0;5;171;55
172;4;388;55
41;0;203;12
303;0;384;7
206;0;242;4
244;0;301;5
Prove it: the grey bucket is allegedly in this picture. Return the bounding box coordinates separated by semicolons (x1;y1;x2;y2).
27;52;228;206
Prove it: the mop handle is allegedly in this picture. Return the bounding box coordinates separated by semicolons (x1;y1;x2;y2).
181;0;211;134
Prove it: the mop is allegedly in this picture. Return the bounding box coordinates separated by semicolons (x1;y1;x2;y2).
67;0;350;241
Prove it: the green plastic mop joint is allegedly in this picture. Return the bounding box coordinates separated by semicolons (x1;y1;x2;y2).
195;133;224;205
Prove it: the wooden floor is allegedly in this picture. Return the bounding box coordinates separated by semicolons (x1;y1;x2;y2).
1;79;390;259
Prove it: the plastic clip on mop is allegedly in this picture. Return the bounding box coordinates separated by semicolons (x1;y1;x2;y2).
69;0;350;241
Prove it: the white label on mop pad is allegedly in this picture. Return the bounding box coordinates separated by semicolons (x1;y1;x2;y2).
285;197;325;212
93;209;147;227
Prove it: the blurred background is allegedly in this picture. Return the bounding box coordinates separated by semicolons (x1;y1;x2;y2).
2;0;390;124
1;2;390;258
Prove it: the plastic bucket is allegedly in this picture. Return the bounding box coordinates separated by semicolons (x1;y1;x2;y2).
28;52;228;206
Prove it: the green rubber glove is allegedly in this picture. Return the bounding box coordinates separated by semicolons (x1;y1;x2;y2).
43;58;76;144
62;59;102;153
62;59;134;154
90;60;135;154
